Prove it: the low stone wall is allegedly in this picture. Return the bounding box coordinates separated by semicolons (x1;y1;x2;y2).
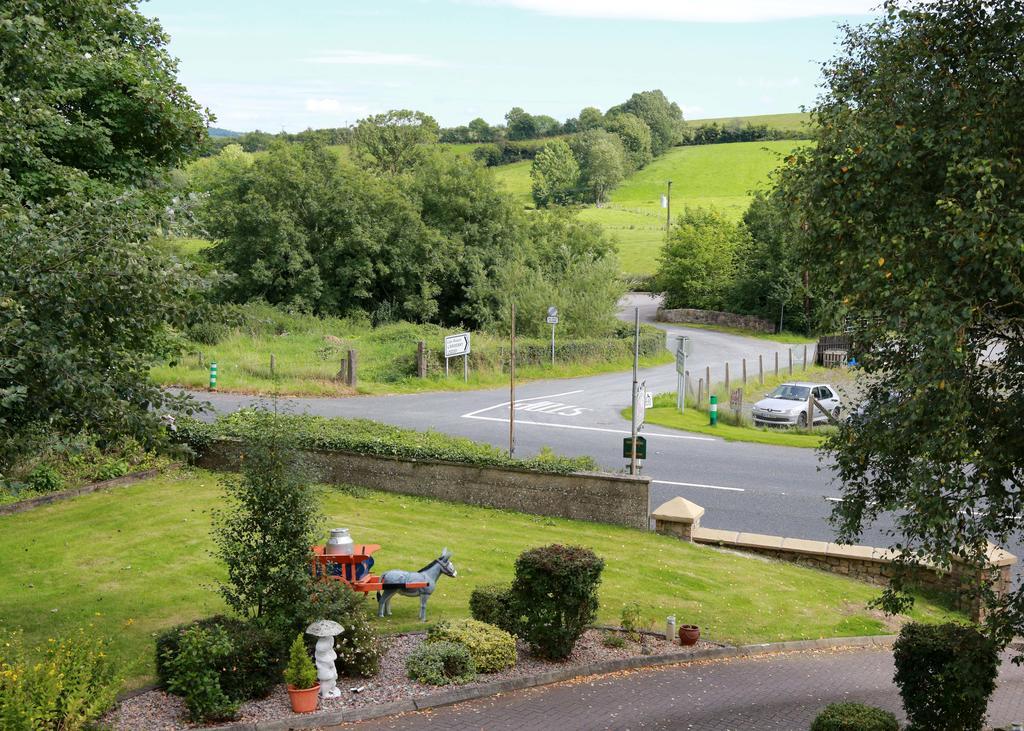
652;498;1016;619
657;308;775;334
198;441;650;530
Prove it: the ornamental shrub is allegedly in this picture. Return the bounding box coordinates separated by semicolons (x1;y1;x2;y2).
293;580;384;678
893;622;999;731
426;619;516;673
405;641;476;686
163;625;239;722
284;634;318;690
155;615;283;701
0;628;120;731
810;703;899;731
469;584;519;636
510;544;605;660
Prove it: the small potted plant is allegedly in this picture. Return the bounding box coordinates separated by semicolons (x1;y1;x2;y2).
284;633;320;713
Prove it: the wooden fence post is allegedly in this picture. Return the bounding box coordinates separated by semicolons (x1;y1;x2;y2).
269;353;276;377
742;358;747;386
697;378;704;407
775;352;779;377
416;340;427;378
803;345;808;371
724;362;730;394
759;354;763;385
806;390;814;430
789;349;794;375
347;349;357;388
705;366;711;405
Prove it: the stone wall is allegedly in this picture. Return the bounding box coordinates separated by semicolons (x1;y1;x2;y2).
657;308;775;334
199;441;650;530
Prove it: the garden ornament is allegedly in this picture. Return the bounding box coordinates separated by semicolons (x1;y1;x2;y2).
376;547;457;621
306;619;344;699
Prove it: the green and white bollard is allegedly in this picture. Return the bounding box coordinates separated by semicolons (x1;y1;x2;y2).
709;394;718;426
209;361;218;390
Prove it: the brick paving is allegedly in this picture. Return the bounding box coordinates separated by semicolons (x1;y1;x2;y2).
336;647;1024;730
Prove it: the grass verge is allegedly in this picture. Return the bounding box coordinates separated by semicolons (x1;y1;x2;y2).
0;469;956;687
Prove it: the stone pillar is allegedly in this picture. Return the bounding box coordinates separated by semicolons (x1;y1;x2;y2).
652;497;705;542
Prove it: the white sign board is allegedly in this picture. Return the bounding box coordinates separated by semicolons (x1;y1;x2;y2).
675;336;689;375
660;194;668;209
444;332;471;358
635;380;648;428
546;306;559;325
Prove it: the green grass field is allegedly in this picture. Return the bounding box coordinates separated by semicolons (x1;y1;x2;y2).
491;160;534;208
686;112;812;132
0;469;956;686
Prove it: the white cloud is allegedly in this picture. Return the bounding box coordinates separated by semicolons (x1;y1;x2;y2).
305;98;371;116
306;50;448;67
680;105;705;118
477;0;878;22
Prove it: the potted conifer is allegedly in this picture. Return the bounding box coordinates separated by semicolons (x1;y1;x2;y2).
284;633;320;713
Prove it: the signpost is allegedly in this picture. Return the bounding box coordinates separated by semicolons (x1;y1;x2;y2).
546;306;559;365
675;336;690;413
622;436;647;460
444;332;471;382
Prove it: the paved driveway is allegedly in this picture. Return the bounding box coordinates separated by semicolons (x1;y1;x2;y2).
337;647;1024;730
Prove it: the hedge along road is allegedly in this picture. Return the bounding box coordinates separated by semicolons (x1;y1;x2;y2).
188;298;909;556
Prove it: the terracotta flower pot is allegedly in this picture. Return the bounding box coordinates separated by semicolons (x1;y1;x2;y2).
678;624;700;646
287;684;320;714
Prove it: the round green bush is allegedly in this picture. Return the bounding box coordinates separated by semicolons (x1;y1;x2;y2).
405;640;476;686
426;619;516;673
468;584;518;635
810;703;899;731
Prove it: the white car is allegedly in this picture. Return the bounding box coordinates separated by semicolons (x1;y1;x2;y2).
752;382;842;428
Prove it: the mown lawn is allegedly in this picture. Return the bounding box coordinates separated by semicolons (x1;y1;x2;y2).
0;469;956;687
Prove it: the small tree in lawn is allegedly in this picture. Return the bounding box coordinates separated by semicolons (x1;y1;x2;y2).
212;410;322;631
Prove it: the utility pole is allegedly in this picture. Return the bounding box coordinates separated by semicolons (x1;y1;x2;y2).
666;180;673;233
630;307;640;475
509;303;516;458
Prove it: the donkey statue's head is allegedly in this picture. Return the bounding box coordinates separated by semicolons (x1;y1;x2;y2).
433;547;457;578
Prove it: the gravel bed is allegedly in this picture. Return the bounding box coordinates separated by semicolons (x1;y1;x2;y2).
105;629;714;730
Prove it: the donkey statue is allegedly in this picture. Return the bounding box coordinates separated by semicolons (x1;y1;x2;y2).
377;547;457;622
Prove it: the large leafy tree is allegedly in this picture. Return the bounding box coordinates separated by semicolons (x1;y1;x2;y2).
0;1;209;470
608;90;683;157
603;112;653;173
530;140;580;207
571;130;626;206
656;207;744;311
351;109;439;175
0;0;208;202
504;107;537;141
779;0;1024;646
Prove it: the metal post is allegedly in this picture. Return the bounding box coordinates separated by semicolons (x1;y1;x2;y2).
551;323;556;366
630;307;640;476
464;353;468;383
666;180;672;233
709;394;718;426
509;303;516;458
445;357;449;378
270;353;275;377
209;362;218;390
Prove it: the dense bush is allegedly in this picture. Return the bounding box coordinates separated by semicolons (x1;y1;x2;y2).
893;622;998;731
657;207;747;312
162;624;240;722
294;581;384;678
0;628;120;731
405;641;477;686
810;703;899;731
284;634;318;689
427;619;516;673
469;584;519;635
155;615;283;701
177;410;597;475
510;544;605;660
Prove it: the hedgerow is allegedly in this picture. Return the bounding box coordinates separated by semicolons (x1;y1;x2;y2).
175;411;597;475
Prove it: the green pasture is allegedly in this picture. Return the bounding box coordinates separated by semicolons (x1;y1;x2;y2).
0;469;956;686
491;160;534;208
686;112;812;132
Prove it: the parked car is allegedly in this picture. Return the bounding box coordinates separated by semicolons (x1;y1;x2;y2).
752;382;842;428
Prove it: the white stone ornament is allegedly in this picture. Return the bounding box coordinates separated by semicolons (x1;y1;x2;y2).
306;619;344;699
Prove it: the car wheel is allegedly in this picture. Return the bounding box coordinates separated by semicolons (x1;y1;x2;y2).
832;406;841;419
797;412;807;428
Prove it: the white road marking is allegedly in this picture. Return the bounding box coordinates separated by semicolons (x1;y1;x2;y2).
651;479;746;493
460;389;585;419
825;497;844;503
462;414;715;441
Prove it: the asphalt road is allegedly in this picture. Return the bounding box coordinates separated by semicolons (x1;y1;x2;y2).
191;293;891;546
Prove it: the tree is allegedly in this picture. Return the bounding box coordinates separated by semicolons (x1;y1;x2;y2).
467;117;494;142
504;107;537;140
656;207;744;311
532;114;560;137
571;130;626;205
212;411;322;629
603;112;653;172
530;140;580;207
608;90;683;156
777;0;1024;648
205;142;445;320
578;106;604;131
351;109;439;174
0;0;209;203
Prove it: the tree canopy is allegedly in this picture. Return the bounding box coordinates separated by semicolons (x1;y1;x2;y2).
530;140;580;207
351;109;440;174
608;90;684;157
778;0;1024;646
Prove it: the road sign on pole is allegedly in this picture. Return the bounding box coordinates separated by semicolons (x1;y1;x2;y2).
444;332;471;381
636;380;648;429
546;306;558;365
675;336;689;413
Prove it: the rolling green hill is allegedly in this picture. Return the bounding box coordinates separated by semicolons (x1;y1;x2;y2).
487;140;811;275
687;112;812;132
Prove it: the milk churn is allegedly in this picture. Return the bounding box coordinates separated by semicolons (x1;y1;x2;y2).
325;528;354;555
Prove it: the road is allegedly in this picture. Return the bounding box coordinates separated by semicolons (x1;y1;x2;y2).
192;293;892;546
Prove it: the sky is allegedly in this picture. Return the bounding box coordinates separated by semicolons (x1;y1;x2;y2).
143;0;880;133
